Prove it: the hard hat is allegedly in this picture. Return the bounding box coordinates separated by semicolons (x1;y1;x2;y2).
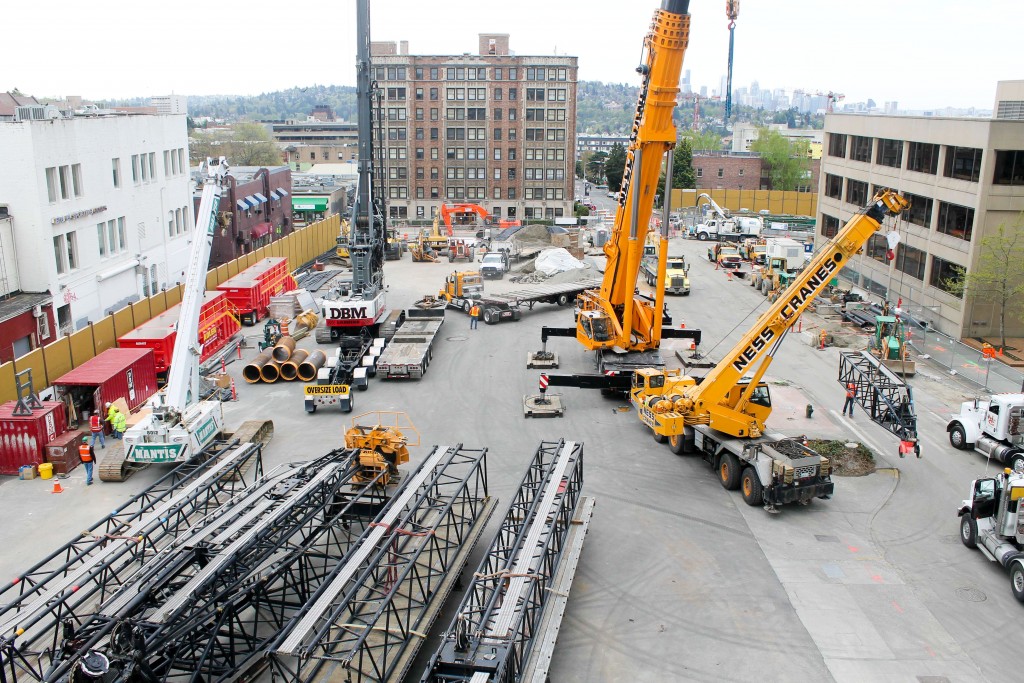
82;436;89;443
105;402;112;408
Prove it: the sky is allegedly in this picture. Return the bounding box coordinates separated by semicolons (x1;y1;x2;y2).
4;0;1019;111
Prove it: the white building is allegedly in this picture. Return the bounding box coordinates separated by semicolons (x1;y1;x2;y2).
150;95;188;115
730;122;823;154
816;81;1024;338
0;106;194;335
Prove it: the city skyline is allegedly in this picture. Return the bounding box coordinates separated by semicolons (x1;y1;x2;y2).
4;0;1017;110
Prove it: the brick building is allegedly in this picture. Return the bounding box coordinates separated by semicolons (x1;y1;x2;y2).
694;151;820;193
194;166;293;268
270;120;359;172
368;34;578;223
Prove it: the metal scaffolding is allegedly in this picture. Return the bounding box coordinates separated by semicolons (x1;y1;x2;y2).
839;351;918;442
270;443;494;683
423;440;587;683
0;442;264;683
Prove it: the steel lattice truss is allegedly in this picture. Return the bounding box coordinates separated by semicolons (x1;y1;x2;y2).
0;443;264;683
423;440;584;683
44;447;393;683
839;351;918;440
270;444;493;683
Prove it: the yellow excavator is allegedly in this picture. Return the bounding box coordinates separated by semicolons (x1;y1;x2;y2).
410;216;450;262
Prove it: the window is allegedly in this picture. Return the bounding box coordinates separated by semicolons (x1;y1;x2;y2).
824;173;843;199
416;166;424;179
866;233;889;263
717;168;724;178
944;146;983;182
97;224;107;257
992;150;1024;186
148;152;156;180
415;88;423;100
508;168;516;180
903;192;932;227
415;108;424;121
493;129;502;142
936;202;975;241
930;256;964;296
508;147;516;160
71;164;82;196
509;88;518;101
507;188;516;199
827;133;847;158
526;88;544;101
53;235;67;274
430;68;439;80
494;88;502;101
430;108;439;121
850;136;872;162
547;88;567;102
431;187;439;198
45;167;58;202
508;68;518;80
431;148;439;160
895;244;926;280
696;168;703;177
494;148;501;160
131;154;140;183
430;127;439;141
907;142;938;174
821;213;841;238
430;87;439;101
164;150;171;175
508;109;517;121
846;179;868;206
876;138;903;168
416;128;424;140
58;165;71;199
415;67;423;79
494;68;503;81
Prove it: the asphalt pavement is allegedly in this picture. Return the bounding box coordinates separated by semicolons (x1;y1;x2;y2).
0;236;1016;682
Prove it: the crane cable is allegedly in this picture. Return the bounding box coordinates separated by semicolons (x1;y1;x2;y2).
887;208;914;373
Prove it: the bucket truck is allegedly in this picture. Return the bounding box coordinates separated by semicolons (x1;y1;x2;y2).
632;191;914;510
101;159;273;481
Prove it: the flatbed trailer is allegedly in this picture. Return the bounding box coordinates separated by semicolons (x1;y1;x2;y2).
468;278;603;325
375;308;445;379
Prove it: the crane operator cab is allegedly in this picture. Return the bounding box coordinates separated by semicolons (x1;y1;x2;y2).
577;309;613;344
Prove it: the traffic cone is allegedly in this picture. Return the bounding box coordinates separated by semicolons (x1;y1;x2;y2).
51;480;64;494
230;379;237;401
727;271;733;281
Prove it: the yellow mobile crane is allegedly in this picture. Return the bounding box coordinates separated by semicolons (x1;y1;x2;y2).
633;191;913;509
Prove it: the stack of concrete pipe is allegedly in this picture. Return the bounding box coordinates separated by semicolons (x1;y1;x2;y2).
242;335;300;384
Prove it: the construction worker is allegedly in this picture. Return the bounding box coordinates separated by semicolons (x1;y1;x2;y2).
86;410;105;449
469;303;481;330
842;382;856;418
113;409;127;439
105;403;122;439
79;436;95;486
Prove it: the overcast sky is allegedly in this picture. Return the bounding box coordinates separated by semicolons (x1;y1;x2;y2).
4;0;1018;110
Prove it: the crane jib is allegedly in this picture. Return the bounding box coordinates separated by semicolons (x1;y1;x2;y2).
731;254;841;373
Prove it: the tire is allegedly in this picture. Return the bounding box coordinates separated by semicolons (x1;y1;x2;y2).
718;453;742;490
483;310;494;324
307;404;317;414
653;431;666;444
463;300;471;313
741;467;764;506
949;423;970;450
667;433;687;455
697;232;709;241
1012;562;1024;603
557;294;570;306
960;515;978;548
1008;452;1024;470
345;395;354;413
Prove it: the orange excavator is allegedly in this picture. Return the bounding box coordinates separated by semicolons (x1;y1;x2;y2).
439;203;521;235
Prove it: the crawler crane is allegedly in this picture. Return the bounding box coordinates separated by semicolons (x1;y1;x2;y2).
634;191;914;509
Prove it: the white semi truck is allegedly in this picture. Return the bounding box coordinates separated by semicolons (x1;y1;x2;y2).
947;394;1024;468
958;462;1024;602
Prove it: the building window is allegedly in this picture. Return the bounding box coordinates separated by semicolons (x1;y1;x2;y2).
906;142;938;174
930;256;964;297
45;167;58;202
895;244;926;280
131;154;140;183
903;192;933;227
944;146;983;182
936;201;975;241
824;173;843;199
866;233;889;263
992;150;1024;186
97;224;106;257
53;235;67;274
148;152;156;180
821;213;841;238
827;133;847;158
850;136;872;163
696;168;702;177
846;179;868;206
875;138;903;168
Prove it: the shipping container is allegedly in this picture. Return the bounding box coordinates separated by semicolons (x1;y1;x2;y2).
118;291;241;378
51;348;158;430
0;401;68;476
45;429;84;475
217;257;297;325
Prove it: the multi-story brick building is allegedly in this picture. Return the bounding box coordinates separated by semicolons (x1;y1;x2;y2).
817;83;1024;338
369;34;578;223
693;152;820;193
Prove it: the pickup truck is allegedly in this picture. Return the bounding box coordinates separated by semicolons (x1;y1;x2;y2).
479;251;509;279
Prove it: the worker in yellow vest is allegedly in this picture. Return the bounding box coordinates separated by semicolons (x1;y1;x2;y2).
79;436;95;486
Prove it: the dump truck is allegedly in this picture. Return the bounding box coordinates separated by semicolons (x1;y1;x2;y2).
375;308;445;379
640;245;689;295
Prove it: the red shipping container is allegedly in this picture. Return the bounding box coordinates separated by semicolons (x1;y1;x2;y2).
117;291;241;376
217;257;297;325
0;401;68;475
51;349;158;426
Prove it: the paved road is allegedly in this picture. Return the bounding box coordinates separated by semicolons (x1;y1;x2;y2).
2;238;1019;682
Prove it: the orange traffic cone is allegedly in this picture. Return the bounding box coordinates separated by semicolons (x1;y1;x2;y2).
51;480;64;494
726;270;733;281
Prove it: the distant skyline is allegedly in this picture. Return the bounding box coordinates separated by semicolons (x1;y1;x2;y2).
4;0;1018;111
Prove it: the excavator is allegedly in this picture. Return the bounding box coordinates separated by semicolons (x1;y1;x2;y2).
410;215;449;262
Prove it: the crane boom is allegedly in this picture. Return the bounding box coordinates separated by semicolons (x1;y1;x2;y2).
163;158;228;411
576;0;690;353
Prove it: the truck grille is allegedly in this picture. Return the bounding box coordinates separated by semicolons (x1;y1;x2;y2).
795;465;816;480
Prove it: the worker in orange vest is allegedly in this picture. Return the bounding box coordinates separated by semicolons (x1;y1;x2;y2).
79;436;95;486
469;303;481;330
87;411;105;449
842;382;856;418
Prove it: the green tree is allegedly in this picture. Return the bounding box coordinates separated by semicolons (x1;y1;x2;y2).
230;122;283;166
750;127;811;191
680;130;723;153
605;143;627;192
585;151;608;184
945;214;1024;347
575;160;584;179
657;138;696;205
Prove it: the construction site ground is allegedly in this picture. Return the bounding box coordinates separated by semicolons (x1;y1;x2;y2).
1;235;1018;683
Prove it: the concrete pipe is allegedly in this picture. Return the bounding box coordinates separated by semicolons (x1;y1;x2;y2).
298;349;328;382
272;336;296;362
280;349;309;381
243;350;275;384
260;360;283;383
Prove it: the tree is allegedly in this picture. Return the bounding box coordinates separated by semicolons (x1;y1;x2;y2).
605;143;627;192
230;122;283;166
750;127;810;191
657;137;697;205
575;159;584;179
680;130;723;153
945;213;1024;348
585;151;608;184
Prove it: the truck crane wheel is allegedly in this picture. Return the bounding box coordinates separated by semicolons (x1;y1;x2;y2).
948;423;970;450
959;515;978;549
1010;561;1024;603
652;431;666;444
718;453;742;490
668;433;686;455
740;468;764;506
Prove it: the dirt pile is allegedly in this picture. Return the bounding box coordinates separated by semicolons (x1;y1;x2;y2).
807;439;877;476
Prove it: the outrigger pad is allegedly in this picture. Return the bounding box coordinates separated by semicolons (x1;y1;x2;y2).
523;393;564;418
526;351;559;369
